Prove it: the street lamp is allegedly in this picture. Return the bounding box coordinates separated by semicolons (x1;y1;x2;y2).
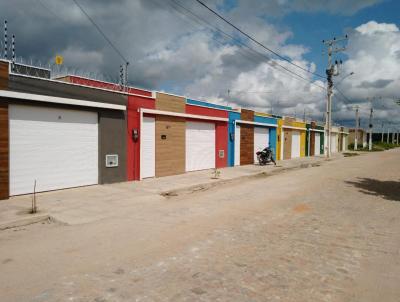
335;72;355;87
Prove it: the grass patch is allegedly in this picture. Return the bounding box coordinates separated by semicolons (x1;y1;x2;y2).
343;152;359;157
348;142;398;152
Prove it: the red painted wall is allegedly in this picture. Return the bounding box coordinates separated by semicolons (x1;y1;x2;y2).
127;95;155;181
67;76;152;97
186;105;228;168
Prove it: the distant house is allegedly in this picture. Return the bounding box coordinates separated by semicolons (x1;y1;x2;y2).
348;128;368;148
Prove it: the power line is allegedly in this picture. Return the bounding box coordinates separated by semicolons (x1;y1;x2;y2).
164;0;326;91
36;0;63;20
194;0;325;79
334;86;351;103
228;90;274;94
72;0;128;63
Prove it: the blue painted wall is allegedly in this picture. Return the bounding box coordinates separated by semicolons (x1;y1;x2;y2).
187;99;232;110
254;115;278;160
228;111;241;167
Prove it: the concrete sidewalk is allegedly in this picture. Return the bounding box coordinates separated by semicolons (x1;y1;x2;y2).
0;154;340;229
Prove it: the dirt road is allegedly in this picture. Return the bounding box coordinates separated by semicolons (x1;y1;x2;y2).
1;149;400;302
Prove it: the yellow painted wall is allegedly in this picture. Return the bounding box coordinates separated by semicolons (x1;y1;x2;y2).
291;121;307;157
300;131;306;157
255;112;274;118
277;118;308;160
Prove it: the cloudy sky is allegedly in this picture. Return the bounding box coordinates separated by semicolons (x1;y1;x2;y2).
1;0;400;130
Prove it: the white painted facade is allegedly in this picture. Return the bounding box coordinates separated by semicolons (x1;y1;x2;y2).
234;124;241;166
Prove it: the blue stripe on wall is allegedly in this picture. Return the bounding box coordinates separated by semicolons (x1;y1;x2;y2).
187;99;232;110
228;111;241;167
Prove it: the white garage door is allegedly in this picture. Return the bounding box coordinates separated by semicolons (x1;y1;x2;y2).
291;131;301;158
314;132;321;155
331;133;337;153
141;116;155;178
234;124;241;166
186;121;215;172
254;127;269;163
10;104;98;195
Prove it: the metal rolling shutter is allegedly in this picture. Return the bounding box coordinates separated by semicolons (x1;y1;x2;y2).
141;116;155;178
10;104;98;195
234;124;241;166
254;127;269;163
291;131;301;158
186;121;215;172
314;132;321;155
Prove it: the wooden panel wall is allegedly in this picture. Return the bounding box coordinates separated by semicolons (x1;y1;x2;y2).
241;109;254;121
310;132;315;156
0;104;9;200
310;122;316;156
156;93;185;113
0;61;9;90
155;115;185;177
240;124;254;165
338;127;344;151
239;109;254;165
283;129;292;160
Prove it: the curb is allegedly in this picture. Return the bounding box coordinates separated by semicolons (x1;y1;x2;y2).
0;214;51;231
161;158;328;198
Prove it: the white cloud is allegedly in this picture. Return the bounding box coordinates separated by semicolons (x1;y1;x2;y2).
1;1;399;129
334;21;400;128
355;21;399;35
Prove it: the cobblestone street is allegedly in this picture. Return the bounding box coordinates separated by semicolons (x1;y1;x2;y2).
1;149;400;302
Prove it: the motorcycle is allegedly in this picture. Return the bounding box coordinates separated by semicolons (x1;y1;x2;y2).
256;146;276;166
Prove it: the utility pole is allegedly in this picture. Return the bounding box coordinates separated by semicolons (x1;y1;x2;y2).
323;35;347;158
387;125;390;144
381;122;384;142
366;96;382;148
354;106;359;151
368;107;373;151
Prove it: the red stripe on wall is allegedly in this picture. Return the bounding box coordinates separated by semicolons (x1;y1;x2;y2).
127;95;156;181
68;76;153;97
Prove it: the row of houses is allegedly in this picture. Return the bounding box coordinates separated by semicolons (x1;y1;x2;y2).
0;60;349;200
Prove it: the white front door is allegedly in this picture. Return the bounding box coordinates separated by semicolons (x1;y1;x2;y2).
234;124;241;166
254;127;269;163
186;121;215;172
291;131;301;158
10;104;98;195
314;132;321;155
141;116;155;178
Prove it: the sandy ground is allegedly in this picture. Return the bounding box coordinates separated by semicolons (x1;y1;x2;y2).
0;149;399;302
